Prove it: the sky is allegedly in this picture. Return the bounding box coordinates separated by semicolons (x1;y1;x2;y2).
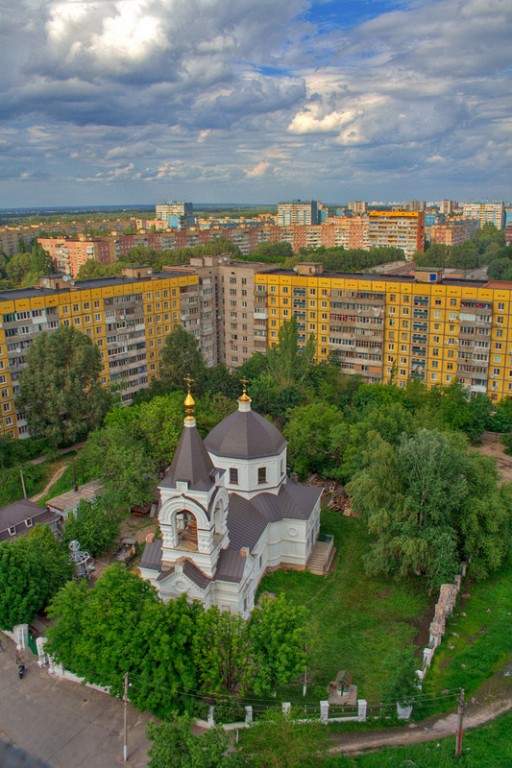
0;0;511;208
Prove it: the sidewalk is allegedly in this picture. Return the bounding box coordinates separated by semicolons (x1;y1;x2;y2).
0;635;151;768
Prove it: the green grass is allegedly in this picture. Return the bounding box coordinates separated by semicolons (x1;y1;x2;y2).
259;508;431;704
419;560;512;715
37;465;75;506
326;709;512;767
0;461;54;506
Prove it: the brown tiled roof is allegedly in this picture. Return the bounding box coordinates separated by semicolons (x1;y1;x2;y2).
205;408;286;459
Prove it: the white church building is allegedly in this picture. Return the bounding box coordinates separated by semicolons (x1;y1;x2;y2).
139;386;323;617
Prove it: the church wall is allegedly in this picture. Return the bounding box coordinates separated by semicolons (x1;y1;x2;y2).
208;448;287;499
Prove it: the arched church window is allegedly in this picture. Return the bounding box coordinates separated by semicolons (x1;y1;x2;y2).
176;511;198;551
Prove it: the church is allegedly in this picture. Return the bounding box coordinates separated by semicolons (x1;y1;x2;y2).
139;383;323;617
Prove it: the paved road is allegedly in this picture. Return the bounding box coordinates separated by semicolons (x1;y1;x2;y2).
0;636;151;768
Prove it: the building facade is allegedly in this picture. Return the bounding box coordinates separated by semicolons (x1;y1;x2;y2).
277;200;319;226
461;201;505;230
0;267;199;437
5;258;512;439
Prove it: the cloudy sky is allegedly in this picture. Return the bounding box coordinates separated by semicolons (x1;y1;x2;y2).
0;0;511;207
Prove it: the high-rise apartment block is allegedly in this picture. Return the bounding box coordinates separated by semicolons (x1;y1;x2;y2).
366;211;425;258
277;200;319;226
348;201;368;214
439;200;458;215
38;237;116;277
462;201;505;230
155;201;195;230
427;219;479;246
4;257;512;438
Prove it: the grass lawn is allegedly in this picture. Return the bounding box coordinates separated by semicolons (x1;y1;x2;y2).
327;709;512;767
0;461;56;506
259;507;432;705
37;465;74;506
420;560;512;715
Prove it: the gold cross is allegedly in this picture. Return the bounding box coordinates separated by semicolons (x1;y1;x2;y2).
240;377;249;395
184;374;194;393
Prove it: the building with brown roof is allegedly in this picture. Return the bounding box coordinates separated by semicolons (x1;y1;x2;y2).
0;498;60;543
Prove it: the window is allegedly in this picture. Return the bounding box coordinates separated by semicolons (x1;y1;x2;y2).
229;468;238;485
258;467;267;484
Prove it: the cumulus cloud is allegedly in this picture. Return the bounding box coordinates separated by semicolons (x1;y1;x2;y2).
0;0;511;204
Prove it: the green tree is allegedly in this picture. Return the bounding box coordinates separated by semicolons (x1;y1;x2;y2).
16;325;111;447
133;597;199;717
47;565;159;698
348;430;466;587
147;716;245;768
459;459;512;579
0;526;71;630
63;498;120;557
76;259;121;279
240;711;328;768
193;607;251;696
6;252;31;285
249;595;306;697
78;424;157;513
266;317;315;390
159;326;208;394
246;241;293;263
284;402;342;478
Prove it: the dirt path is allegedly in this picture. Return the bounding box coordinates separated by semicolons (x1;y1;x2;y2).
30;461;67;502
474;433;512;483
329;679;512;755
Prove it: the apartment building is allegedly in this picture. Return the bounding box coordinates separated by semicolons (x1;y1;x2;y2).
277;200;319;226
462;201;505;230
6;253;512;438
37;237;116;277
366;211;425;259
0;267;199;438
427;219;479;246
254;263;512;401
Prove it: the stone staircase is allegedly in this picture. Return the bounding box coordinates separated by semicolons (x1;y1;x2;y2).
307;537;336;575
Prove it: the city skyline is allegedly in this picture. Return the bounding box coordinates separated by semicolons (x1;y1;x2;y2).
1;0;511;207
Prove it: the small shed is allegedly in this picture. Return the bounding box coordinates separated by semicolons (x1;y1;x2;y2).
46;481;103;521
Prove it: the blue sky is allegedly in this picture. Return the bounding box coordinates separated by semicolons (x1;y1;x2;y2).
0;0;510;207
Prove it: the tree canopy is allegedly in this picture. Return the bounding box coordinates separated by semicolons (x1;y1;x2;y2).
347;429;512;587
158;325;208;395
16;325;111;447
0;526;71;630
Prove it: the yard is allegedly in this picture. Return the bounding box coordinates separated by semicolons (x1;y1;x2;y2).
259;506;433;705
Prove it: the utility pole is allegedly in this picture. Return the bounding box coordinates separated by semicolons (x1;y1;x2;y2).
20;468;27;499
455;687;465;756
123;672;128;762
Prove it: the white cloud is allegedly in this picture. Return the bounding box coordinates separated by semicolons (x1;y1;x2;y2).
0;0;510;204
244;161;270;178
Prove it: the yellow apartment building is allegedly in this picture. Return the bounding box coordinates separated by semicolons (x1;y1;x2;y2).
0;267;199;438
254;264;512;402
3;257;512;439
